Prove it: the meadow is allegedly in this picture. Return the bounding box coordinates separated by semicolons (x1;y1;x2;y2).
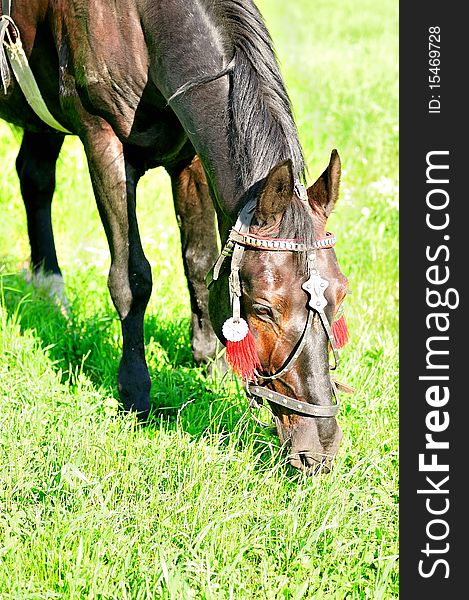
0;0;398;598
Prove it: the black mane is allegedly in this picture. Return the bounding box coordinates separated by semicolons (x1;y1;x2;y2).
213;0;306;190
278;198;319;273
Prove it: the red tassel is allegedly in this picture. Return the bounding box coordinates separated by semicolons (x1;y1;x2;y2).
332;314;349;349
225;329;261;381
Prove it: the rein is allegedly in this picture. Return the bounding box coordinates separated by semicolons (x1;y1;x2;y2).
207;182;345;419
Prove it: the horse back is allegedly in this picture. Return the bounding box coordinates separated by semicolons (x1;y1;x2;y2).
1;2;158;140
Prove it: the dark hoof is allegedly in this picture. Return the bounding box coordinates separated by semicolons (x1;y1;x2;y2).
118;383;151;423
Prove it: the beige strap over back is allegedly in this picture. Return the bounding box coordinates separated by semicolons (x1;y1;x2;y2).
1;1;70;133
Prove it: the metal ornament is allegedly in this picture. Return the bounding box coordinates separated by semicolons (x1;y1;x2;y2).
222;316;249;343
302;268;329;312
294;180;308;202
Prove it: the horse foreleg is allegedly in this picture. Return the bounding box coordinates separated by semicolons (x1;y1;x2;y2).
16;130;67;306
83;130;152;419
169;155;223;370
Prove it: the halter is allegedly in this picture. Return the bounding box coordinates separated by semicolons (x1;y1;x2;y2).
207;182;343;419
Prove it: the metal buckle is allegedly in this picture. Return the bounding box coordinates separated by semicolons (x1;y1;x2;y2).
294;180;308;202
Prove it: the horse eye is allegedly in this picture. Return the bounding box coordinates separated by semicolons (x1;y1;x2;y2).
252;303;274;320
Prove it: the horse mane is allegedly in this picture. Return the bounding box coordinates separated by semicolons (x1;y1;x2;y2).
213;0;306;190
282;198;322;272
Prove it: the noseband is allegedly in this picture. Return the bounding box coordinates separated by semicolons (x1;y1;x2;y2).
207;182;342;419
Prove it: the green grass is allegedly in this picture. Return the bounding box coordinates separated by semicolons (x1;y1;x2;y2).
0;0;398;597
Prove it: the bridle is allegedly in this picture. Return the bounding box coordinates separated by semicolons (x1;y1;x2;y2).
207;182;342;419
167;59;345;420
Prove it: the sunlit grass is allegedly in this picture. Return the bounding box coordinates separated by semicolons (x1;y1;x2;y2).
0;0;398;597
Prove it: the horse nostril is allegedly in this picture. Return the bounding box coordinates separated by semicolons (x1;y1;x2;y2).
291;451;333;475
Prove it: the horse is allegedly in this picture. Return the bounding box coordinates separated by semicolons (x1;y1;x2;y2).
0;0;350;473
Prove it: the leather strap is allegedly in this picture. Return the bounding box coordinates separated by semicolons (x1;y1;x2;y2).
256;309;314;382
229;230;336;251
247;382;340;418
0;16;11;90
211;198;256;282
228;199;256;321
0;13;70;132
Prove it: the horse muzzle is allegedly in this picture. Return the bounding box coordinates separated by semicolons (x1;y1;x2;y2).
277;410;343;475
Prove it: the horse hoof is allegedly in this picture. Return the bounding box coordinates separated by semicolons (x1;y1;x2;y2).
118;382;151;423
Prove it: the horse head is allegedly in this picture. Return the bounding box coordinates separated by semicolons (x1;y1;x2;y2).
208;150;349;474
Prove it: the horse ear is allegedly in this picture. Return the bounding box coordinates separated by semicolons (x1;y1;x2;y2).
256;159;294;225
307;149;341;218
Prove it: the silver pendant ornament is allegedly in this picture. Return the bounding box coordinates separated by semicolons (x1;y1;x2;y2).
222;316;249;342
302;267;329;311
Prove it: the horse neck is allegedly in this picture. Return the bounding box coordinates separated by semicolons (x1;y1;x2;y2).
141;0;303;223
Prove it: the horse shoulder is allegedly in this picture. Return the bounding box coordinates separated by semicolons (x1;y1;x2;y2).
60;3;150;138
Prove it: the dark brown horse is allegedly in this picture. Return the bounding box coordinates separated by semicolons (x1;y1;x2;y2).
0;0;349;472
